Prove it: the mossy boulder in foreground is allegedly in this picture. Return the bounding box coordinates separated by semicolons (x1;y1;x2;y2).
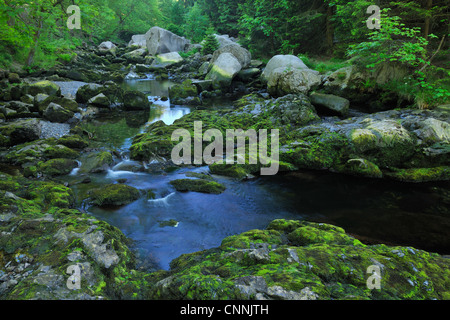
147;219;450;300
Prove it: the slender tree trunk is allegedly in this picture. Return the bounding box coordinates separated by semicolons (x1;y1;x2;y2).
424;0;432;40
325;4;334;54
26;20;43;67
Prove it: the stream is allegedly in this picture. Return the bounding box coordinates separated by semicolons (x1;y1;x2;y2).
64;76;450;271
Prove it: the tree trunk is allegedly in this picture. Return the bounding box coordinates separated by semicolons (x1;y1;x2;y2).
325;4;334;54
26;20;43;67
424;0;432;40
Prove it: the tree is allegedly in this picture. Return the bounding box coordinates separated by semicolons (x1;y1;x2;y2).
183;3;211;43
201;29;220;55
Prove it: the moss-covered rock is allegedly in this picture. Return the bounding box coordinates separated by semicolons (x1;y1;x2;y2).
122;90;151;111
170;178;226;194
43;144;79;159
36;96;79;113
209;163;250;180
26;181;75;209
337;158;383;179
25;80;61;97
79;151;113;174
0;173;154;300
0;118;41;147
89;184;141;207
57;135;89;150
146;219;450;300
38;158;78;177
168;79;200;106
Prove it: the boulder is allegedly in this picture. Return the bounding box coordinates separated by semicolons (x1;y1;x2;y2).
168;79;200;106
76;83;123;104
323;65;367;95
122;48;147;63
0;118;42;147
213;34;236;48
98;41;117;56
88;93;110;108
261;55;320;97
210;44;251;69
347;119;417;167
79;151;113;174
25;80;61;97
89;184;141;207
38;158;78;177
145;26;189;56
122;91;151;111
267;68;321;97
309;92;350;116
128;34;147;48
151;52;184;68
261;55;309;83
170;178;226;194
2;101;34;119
8;73;20;84
36;96;79;113
43;102;74;123
205;52;242;89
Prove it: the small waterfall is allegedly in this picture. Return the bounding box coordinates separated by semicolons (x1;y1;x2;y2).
69;160;82;176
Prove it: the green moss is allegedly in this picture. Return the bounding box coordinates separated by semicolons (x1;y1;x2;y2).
25;80;61;96
220;229;284;249
90;184;141;207
336;158;383;179
27;181;75;209
170;178;226;194
287;224;358;247
209;163;249;180
38;158;78;177
283;130;350;170
169;79;199;105
145;219;450;300
384;166;450;183
57;135;89;149
43;144;79;159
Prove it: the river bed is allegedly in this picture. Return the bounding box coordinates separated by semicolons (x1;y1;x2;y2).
65;77;450;271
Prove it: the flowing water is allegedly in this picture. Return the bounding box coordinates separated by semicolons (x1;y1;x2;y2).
66;77;450;271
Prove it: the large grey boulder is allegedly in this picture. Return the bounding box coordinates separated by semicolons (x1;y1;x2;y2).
205;52;242;89
261;55;320;97
210;43;251;69
261;55;309;83
267;68;321;97
128;34;147;48
213;34;236;48
145;26;189;56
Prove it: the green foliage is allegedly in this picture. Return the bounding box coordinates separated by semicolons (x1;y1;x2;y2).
201;30;220;55
297;53;350;73
183;3;212;43
347;8;450;107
